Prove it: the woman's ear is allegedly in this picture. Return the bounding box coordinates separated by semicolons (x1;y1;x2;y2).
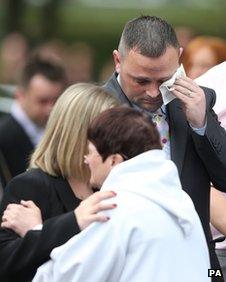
110;153;124;167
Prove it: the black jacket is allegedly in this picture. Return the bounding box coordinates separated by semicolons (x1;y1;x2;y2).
0;168;81;282
0;114;34;184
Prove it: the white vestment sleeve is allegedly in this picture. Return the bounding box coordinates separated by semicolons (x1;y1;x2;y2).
33;220;125;282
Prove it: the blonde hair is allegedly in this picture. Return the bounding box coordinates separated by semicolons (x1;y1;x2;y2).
30;83;119;182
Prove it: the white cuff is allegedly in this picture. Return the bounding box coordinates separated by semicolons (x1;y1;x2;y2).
32;224;43;231
190;119;207;136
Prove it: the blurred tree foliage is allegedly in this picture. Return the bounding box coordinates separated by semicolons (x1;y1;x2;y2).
0;1;226;79
1;0;62;39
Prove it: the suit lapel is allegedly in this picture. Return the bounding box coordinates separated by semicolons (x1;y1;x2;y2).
104;73;133;106
168;99;188;176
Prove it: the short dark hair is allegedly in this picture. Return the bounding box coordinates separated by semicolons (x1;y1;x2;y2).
119;15;180;58
88;106;162;161
20;55;66;88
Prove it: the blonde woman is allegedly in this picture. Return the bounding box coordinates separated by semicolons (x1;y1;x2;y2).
0;83;119;282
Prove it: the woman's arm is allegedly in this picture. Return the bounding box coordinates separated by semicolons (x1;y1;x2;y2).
1;189;117;236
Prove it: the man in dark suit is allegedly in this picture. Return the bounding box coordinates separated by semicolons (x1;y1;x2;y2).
0;56;66;184
104;15;226;275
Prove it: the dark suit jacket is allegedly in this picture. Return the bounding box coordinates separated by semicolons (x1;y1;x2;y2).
0;168;81;282
104;72;226;270
0;114;34;184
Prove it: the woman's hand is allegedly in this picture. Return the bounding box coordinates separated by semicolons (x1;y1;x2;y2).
75;190;117;230
1;200;42;237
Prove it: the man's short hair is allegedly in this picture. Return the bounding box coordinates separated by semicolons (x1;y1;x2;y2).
88;106;162;161
20;55;66;88
118;15;180;58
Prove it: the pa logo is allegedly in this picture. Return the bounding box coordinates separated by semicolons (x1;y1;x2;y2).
208;269;223;277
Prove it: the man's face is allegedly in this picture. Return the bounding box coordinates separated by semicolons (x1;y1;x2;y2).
113;46;181;112
18;74;64;127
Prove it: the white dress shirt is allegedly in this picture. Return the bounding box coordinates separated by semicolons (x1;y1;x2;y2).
11;101;44;146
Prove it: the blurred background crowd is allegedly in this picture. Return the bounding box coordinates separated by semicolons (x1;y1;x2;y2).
0;0;226;187
0;0;226;84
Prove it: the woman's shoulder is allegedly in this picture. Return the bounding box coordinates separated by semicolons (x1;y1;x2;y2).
4;168;58;200
10;168;52;185
0;169;57;214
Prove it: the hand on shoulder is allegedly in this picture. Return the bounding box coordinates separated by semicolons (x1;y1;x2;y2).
74;190;117;230
1;200;42;237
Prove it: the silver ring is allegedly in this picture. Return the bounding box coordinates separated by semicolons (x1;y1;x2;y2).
187;90;192;97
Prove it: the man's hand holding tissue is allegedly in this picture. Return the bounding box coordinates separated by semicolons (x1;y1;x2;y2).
171;76;206;128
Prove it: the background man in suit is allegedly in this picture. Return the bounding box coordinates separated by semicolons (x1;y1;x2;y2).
104;15;226;274
0;56;66;185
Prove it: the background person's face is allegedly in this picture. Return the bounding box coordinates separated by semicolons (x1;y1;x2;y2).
113;47;181;112
19;74;64;127
186;47;217;79
85;142;112;188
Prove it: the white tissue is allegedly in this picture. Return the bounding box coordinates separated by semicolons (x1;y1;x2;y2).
159;64;186;105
